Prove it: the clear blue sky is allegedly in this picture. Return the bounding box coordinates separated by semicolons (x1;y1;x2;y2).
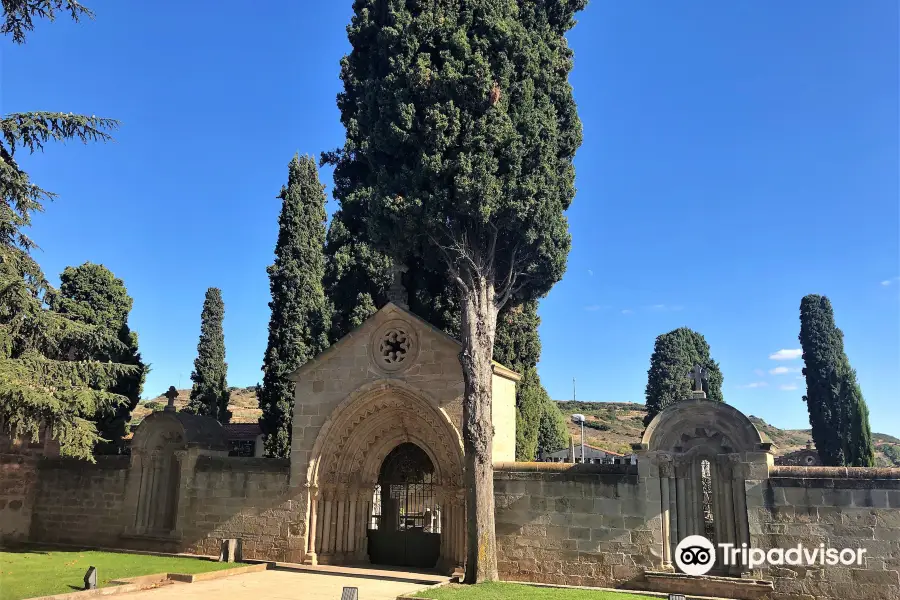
4;1;898;434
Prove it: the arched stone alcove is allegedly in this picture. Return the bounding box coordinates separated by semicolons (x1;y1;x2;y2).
641;398;773;576
125;411;228;540
304;381;465;572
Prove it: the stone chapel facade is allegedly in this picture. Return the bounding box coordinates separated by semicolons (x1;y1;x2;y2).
286;302;517;570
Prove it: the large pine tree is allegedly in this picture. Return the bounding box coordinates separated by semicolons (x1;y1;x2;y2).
326;0;585;581
185;288;230;423
52;263;147;452
259;155;330;458
644;327;724;426
0;2;134;460
799;294;874;467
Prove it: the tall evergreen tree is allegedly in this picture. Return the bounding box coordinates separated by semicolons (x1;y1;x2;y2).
644;327;723;426
323;214;392;341
53;263;147;452
326;0;586;581
327;208;564;462
259;155;330;458
185;288;230;423
799;294;874;467
537;395;569;457
0;2;131;460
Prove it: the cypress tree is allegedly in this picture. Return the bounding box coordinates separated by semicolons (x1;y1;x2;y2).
537;395;569;457
185;288;230;423
0;3;131;460
259;155;330;458
326;0;586;581
326;216;563;463
644;328;724;426
799;294;874;467
53;263;147;452
323;213;392;341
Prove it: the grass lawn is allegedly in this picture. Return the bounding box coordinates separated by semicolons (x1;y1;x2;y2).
0;549;239;600
413;582;659;600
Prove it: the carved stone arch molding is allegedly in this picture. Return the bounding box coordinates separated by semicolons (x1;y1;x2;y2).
307;379;464;489
304;380;465;572
642;400;766;454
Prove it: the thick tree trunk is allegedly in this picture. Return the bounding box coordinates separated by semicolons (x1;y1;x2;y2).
459;278;499;584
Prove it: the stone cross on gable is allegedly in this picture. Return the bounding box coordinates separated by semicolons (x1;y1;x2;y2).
387;262;409;310
164;386;178;412
689;364;709;393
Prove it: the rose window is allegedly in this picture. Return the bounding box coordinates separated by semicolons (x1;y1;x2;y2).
379;328;411;365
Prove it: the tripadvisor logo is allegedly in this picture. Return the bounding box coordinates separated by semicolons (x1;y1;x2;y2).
675;535;716;575
674;535;868;576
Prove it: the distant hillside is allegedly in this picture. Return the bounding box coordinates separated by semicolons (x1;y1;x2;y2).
555;400;900;467
132;386;262;428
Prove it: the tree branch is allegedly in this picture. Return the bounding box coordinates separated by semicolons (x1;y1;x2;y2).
1;0;93;44
429;232;471;295
2;112;118;156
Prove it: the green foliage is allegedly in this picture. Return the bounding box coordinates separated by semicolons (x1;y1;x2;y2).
512;368;542;461
877;444;900;467
143;400;163;412
185;288;230;423
1;0;92;43
323;214;392;341
799;295;875;467
0;549;238;600
327;214;559;463
325;0;585;306
259;155;330;457
411;581;655;600
0;3;125;460
537;394;569;456
324;0;587;489
53;262;146;452
582;420;609;432
644;328;724;426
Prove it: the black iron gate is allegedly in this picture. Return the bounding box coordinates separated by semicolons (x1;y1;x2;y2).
367;443;441;568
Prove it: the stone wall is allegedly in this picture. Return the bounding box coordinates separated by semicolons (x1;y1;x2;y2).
19;453;305;561
181;456;304;562
0;455;39;543
29;456;130;547
749;466;900;600
493;462;661;587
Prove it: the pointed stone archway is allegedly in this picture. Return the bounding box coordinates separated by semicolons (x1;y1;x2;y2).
303;381;465;573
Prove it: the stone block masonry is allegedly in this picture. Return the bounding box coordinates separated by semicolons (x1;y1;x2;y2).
0;454;39;543
30;456;130;547
493;462;659;588
182;456;306;562
750;466;900;600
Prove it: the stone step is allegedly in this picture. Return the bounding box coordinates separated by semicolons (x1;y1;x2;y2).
625;571;774;600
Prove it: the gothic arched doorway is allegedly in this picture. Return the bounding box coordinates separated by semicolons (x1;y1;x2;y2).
367;442;441;568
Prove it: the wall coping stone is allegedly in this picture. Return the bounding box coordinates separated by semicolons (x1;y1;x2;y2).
193;455;290;473
494;461;636;475
771;466;900;479
37;455;130;471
